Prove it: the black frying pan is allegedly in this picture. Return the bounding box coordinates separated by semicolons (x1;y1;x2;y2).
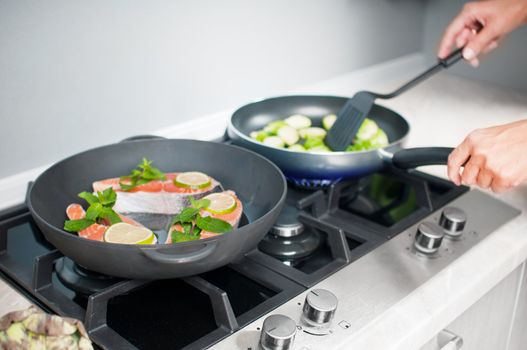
27;139;286;279
228;95;452;187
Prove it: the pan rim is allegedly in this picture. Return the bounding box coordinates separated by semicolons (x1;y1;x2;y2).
228;94;411;156
27;138;288;249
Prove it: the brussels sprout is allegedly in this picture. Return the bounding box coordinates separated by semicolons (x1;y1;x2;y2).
262;136;285;148
322;114;337;130
263;120;287;134
277;125;300;146
369;129;389;148
299;127;327;140
250;130;272;142
251;114;389;154
303;137;325;149
284;114;312;129
356;118;379;140
346;139;371;152
287;144;306;152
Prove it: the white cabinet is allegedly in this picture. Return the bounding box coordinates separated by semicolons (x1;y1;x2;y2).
420;264;524;350
508;263;527;350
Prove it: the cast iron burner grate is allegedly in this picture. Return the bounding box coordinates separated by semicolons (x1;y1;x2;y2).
247;167;467;287
0;207;304;350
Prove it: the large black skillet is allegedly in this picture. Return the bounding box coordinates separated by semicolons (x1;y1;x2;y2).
27;139;286;279
228;95;453;187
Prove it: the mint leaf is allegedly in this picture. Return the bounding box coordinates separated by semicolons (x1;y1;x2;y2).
119;158;165;191
192;226;202;236
189;197;211;210
85;203;103;221
98;187;117;206
182;223;192;235
64;219;95;232
118;181;136;191
171;229;200;243
67;187;121;233
171;207;200;226
196;215;232;233
142;167;165;180
100;208;122;225
78;192;99;205
180;208;199;222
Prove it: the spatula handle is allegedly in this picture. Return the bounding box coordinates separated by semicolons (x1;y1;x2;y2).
373;47;465;100
439;48;464;67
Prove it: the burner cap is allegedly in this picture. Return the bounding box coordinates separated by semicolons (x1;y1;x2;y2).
56;257;121;296
258;229;323;265
272;205;304;237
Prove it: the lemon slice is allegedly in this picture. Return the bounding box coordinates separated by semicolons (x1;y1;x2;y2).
174;172;211;189
104;223;155;245
203;193;237;215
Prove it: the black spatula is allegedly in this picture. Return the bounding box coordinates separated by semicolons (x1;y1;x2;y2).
325;48;465;151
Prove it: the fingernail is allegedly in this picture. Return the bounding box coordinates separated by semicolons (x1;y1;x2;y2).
470;59;480;68
463;47;476;60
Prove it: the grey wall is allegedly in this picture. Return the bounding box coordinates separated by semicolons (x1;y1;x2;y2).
0;0;424;177
423;0;527;91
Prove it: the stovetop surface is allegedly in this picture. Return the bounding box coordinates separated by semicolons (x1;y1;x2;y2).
0;167;467;350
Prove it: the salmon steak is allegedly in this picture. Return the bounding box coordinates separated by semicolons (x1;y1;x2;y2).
165;191;243;243
65;203;147;242
92;172;221;229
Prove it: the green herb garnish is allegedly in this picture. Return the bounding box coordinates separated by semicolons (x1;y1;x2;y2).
64;187;122;232
196;215;233;233
119;158;166;191
170;196;232;243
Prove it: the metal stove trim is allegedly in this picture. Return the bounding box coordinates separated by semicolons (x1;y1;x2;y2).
211;190;521;349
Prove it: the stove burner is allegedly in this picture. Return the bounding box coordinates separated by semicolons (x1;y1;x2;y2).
56;257;121;295
272;205;305;237
259;225;324;266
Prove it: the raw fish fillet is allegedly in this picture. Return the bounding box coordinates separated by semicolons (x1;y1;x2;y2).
92;173;221;218
165;191;243;243
66;204;144;242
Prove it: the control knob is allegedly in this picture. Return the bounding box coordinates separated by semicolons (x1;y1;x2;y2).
259;314;297;350
302;289;338;326
414;222;445;254
439;207;467;238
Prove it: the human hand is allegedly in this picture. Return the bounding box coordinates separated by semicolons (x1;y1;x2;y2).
448;119;527;192
438;0;527;67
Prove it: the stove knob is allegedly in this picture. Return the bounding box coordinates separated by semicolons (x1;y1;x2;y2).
414;222;444;254
302;289;338;326
259;314;296;350
439;207;467;238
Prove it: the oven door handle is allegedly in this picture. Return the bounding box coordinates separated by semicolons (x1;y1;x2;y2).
437;329;464;350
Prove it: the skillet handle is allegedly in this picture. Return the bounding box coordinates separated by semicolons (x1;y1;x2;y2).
391;147;453;169
142;241;218;264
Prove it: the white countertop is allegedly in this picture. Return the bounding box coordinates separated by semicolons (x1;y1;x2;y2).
1;53;527;349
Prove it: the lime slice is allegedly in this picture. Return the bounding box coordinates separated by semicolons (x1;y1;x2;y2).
104;223;155;245
174;172;211;189
203;193;237;215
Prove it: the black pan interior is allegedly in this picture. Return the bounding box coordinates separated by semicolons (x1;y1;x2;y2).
232;95;410;145
29;139;285;237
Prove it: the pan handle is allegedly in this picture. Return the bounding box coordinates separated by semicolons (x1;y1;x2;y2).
391;147;453;169
142;241;218;264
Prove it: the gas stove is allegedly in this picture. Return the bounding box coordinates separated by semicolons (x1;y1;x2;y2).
0;142;520;350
